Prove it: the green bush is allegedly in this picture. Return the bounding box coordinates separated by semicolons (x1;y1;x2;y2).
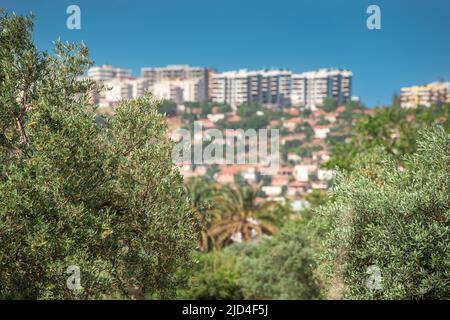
317;126;449;299
231;221;321;300
177;251;244;300
0;12;198;299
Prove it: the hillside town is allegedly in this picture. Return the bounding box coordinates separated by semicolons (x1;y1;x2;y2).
85;64;354;209
88;65;450;209
2;5;449;302
86;64;450;210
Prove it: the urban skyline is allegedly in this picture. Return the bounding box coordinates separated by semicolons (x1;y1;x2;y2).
88;62;450;110
3;0;450;107
87;64;355;109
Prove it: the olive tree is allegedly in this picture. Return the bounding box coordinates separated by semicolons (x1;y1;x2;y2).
0;12;198;299
317;126;449;299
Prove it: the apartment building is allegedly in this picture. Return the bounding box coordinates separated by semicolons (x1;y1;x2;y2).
151;81;184;105
400;81;450;108
87;65;146;106
88;65;354;108
211;69;292;108
249;70;291;107
96;77;147;107
141;64;209;102
212;70;249;108
150;78;205;105
291;69;352;109
88;65;132;82
207;68;216;102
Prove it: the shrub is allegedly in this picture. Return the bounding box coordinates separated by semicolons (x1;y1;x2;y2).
0;12;198;299
317;126;449;299
232;221;321;300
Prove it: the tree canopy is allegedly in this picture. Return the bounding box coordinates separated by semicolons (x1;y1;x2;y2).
316;126;449;299
0;12;198;299
325;104;450;170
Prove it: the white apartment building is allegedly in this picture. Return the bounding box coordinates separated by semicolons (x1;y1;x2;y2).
88;65;132;82
88;64;209;106
400;81;450;108
150;77;205;104
98;77;148;107
212;70;249;108
211;69;292;108
141;64;209;102
88;65;149;106
88;65;354;109
291;68;352;109
250;70;291;107
151;81;184;105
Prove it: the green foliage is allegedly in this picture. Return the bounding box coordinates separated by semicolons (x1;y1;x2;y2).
295;122;314;141
179;220;321;300
208;186;278;248
326;104;450;170
184;102;212;116
177;251;244;300
316;115;330;126
316;127;449;299
321;98;338;112
185;177;215;252
230;221;321;300
182;102;231;123
298;190;328;221
158;99;177;116
218;103;269;130
215;103;232;114
234;172;248;187
204;164;219;181
0;12;198;299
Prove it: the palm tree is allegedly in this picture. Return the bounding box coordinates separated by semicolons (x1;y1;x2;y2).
208;186;278;248
185;177;215;252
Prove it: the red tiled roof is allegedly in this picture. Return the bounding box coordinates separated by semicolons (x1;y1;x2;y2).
335;106;346;113
227;115;241;123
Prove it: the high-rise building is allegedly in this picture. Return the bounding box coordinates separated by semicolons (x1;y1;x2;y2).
141;64;209;102
150;78;205;104
249;70;292;107
291;69;352;109
96;77;148;107
207;68;216;102
88;65;354;109
400;81;450;108
212;70;249;108
211;69;292;108
88;65;132;82
151;81;184;105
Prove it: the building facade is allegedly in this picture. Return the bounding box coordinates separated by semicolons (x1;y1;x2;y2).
141;64;209;102
400;81;450;108
96;77;148;107
291;68;352;109
88;65;132;82
211;69;292;108
150;78;205;105
88;65;354;108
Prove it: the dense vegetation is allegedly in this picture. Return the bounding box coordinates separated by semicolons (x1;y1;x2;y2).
317;127;449;299
325;104;450;170
1;10;448;300
0;12;198;299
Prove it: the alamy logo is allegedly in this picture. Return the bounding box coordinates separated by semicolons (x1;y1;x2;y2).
366;5;381;30
171;122;280;175
66;265;81;290
66;5;81;30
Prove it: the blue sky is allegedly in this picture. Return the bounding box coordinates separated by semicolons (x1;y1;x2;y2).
3;0;450;107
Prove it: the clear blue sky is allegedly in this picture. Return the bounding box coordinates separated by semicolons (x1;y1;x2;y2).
3;0;450;107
